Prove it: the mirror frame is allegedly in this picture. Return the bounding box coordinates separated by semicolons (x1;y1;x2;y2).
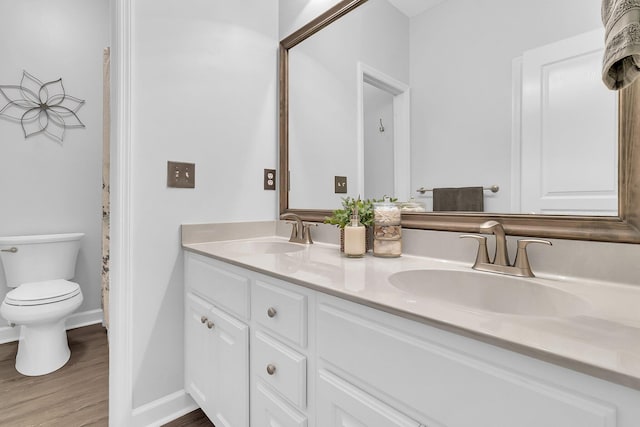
279;0;640;243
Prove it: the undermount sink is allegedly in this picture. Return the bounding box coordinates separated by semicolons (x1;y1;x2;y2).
221;240;306;255
388;269;591;317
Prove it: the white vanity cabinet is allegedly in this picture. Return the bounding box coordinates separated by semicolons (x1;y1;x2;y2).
184;250;640;427
184;252;311;427
184;253;250;427
316;295;640;427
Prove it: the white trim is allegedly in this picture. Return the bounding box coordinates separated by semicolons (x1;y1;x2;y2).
0;308;104;344
109;0;134;425
356;62;411;201
131;390;198;427
66;308;104;329
511;56;523;213
0;324;19;344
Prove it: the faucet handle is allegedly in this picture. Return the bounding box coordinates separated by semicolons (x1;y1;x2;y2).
460;235;490;267
514;239;552;277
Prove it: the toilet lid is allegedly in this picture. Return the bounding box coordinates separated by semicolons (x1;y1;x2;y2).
5;280;81;306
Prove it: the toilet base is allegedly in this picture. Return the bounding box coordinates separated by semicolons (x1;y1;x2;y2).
15;320;71;376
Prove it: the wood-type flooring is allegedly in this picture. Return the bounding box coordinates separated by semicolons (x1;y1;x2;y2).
162;409;214;426
0;324;108;426
0;323;213;426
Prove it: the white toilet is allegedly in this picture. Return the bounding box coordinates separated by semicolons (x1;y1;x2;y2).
0;233;84;376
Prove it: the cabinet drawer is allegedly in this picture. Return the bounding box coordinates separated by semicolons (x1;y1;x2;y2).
318;303;616;427
185;253;249;320
253;330;307;409
253;379;307;427
252;280;307;347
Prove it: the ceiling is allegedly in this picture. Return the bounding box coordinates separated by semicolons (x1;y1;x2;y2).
386;0;447;17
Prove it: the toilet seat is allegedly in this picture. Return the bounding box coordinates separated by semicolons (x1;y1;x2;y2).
4;280;81;306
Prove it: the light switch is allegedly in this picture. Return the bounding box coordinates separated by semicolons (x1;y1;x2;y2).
167;161;195;188
335;176;347;193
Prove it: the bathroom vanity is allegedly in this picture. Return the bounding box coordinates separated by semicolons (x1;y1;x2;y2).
182;222;640;427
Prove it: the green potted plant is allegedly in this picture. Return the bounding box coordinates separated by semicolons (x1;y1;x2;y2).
325;197;375;252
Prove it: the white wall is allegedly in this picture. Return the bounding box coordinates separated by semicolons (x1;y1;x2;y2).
288;0;409;209
410;0;602;212
129;0;279;408
113;0;639;421
0;0;109;320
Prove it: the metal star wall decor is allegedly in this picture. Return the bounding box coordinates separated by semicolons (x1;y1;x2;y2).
0;70;85;142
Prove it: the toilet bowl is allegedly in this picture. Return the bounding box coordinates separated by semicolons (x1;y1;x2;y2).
0;233;85;376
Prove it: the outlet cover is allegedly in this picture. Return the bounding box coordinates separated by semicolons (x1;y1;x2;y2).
335;176;347;193
264;169;276;190
167;161;195;188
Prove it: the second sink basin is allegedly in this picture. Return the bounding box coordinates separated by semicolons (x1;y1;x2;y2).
388;269;590;317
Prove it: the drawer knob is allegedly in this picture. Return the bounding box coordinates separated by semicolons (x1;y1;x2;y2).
200;316;207;324
206;320;214;329
267;307;277;318
266;364;277;375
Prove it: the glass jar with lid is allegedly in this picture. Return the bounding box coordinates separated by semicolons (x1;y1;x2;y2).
373;199;401;257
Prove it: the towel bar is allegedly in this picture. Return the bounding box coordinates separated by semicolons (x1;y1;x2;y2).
416;185;499;195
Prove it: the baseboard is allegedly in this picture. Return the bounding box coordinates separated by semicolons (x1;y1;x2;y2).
0;323;19;344
131;389;199;427
66;308;104;330
0;308;104;344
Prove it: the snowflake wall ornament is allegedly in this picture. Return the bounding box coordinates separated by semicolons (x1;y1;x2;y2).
0;70;85;142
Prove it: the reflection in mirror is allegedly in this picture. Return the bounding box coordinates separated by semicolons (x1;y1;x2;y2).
363;82;394;199
287;0;618;215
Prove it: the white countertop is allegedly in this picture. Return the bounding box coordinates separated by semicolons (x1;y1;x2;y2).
182;224;640;391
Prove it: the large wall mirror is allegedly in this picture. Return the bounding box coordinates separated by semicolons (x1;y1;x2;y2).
279;0;640;243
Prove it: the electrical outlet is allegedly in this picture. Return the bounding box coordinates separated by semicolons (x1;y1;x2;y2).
167;161;195;188
335;176;347;193
264;169;276;190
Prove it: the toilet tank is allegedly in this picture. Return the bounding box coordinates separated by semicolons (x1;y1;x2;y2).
0;233;84;287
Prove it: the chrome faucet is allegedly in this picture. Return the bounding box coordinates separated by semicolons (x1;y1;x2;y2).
281;213;315;244
461;220;551;277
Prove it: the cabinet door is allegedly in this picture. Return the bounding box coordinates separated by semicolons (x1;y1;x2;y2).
184;293;214;410
318;303;617;427
208;304;250;427
317;369;422;427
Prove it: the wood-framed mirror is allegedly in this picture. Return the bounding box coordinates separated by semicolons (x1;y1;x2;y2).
279;0;640;243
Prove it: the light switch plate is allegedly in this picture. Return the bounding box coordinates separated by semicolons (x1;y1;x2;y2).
264;169;276;190
335;176;347;193
167;161;195;188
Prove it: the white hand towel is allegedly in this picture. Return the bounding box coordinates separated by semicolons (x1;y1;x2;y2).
602;0;640;89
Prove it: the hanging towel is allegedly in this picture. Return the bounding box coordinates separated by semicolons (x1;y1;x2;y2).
602;0;640;89
433;187;484;212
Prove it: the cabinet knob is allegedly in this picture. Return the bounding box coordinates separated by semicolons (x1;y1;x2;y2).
206;320;214;329
200;316;207;324
267;307;277;318
266;364;277;375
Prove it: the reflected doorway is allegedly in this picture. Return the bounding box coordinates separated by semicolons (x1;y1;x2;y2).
363;82;395;199
357;62;411;202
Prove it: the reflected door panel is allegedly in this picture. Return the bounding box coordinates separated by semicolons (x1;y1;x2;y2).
521;29;618;215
